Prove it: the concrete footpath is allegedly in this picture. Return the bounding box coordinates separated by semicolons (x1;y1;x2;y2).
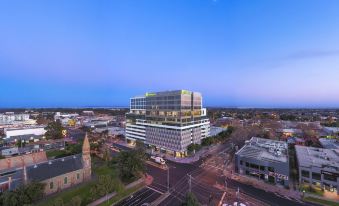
224;168;301;200
162;144;224;164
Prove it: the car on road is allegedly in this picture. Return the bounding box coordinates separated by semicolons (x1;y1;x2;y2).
150;156;166;165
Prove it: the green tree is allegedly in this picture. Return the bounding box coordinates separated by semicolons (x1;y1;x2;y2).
68;195;82;206
103;148;111;165
135;140;146;159
0;182;45;206
45;120;65;140
66;142;82;154
90;175;117;200
182;192;200;206
23;181;45;202
15;139;26;148
51;198;64;206
201;137;214;146
117;150;145;182
187;144;201;154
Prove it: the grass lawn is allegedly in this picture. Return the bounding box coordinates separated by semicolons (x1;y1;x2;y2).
98;183;145;206
36;180;96;206
35;155;143;206
94;164;118;177
36;165;118;206
303;196;339;206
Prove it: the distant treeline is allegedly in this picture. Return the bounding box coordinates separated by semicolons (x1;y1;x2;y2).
0;108;129;115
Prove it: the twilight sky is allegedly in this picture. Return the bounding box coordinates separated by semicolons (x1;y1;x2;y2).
0;0;339;108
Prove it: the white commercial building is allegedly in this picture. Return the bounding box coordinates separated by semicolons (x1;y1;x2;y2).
126;90;210;157
4;127;46;139
0;113;30;124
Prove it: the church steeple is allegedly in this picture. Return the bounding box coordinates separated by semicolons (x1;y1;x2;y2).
82;132;91;179
82;132;90;155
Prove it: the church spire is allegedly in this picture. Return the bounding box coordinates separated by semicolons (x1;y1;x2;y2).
82;132;90;155
82;132;91;179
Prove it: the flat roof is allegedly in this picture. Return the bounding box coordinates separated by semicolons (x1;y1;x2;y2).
295;145;339;170
5;126;46;131
236;137;288;163
319;138;339;149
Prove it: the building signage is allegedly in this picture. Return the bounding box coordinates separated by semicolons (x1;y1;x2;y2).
268;172;288;180
145;92;156;97
321;171;339;177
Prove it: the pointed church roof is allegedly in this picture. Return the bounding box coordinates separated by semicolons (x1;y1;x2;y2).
82;132;90;155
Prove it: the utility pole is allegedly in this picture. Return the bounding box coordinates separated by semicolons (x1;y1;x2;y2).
167;167;170;192
188;174;192;193
236;187;239;206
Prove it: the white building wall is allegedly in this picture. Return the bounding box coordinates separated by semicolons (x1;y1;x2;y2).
125;123;146;141
5;127;46;138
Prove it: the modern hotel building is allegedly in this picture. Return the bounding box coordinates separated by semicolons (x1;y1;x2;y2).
125;90;210;157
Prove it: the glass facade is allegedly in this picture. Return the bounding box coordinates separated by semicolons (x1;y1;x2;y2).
126;90;210;155
130;97;146;110
145;90;203;126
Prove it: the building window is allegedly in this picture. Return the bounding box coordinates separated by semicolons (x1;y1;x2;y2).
49;182;54;189
324;173;337;182
245;162;249;167
240;160;243;165
260;166;265;171
77;173;80;180
301;170;310;178
64;177;68;184
312;172;321;180
268;167;274;172
250;164;259;170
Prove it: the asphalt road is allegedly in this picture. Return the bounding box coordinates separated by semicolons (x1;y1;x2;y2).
114;187;162;206
113;142;319;206
147;160;223;206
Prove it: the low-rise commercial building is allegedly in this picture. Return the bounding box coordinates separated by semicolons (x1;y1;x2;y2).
0;113;30;124
319;138;339;149
295;145;339;194
235;137;289;187
4;127;46;141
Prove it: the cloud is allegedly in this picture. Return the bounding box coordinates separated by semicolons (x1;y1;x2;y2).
285;49;339;60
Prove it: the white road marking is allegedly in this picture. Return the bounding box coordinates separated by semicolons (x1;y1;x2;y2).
147;186;164;194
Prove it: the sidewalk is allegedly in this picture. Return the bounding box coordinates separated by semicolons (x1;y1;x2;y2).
161;143;224;164
114;140;225;164
224;168;301;200
304;192;339;203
